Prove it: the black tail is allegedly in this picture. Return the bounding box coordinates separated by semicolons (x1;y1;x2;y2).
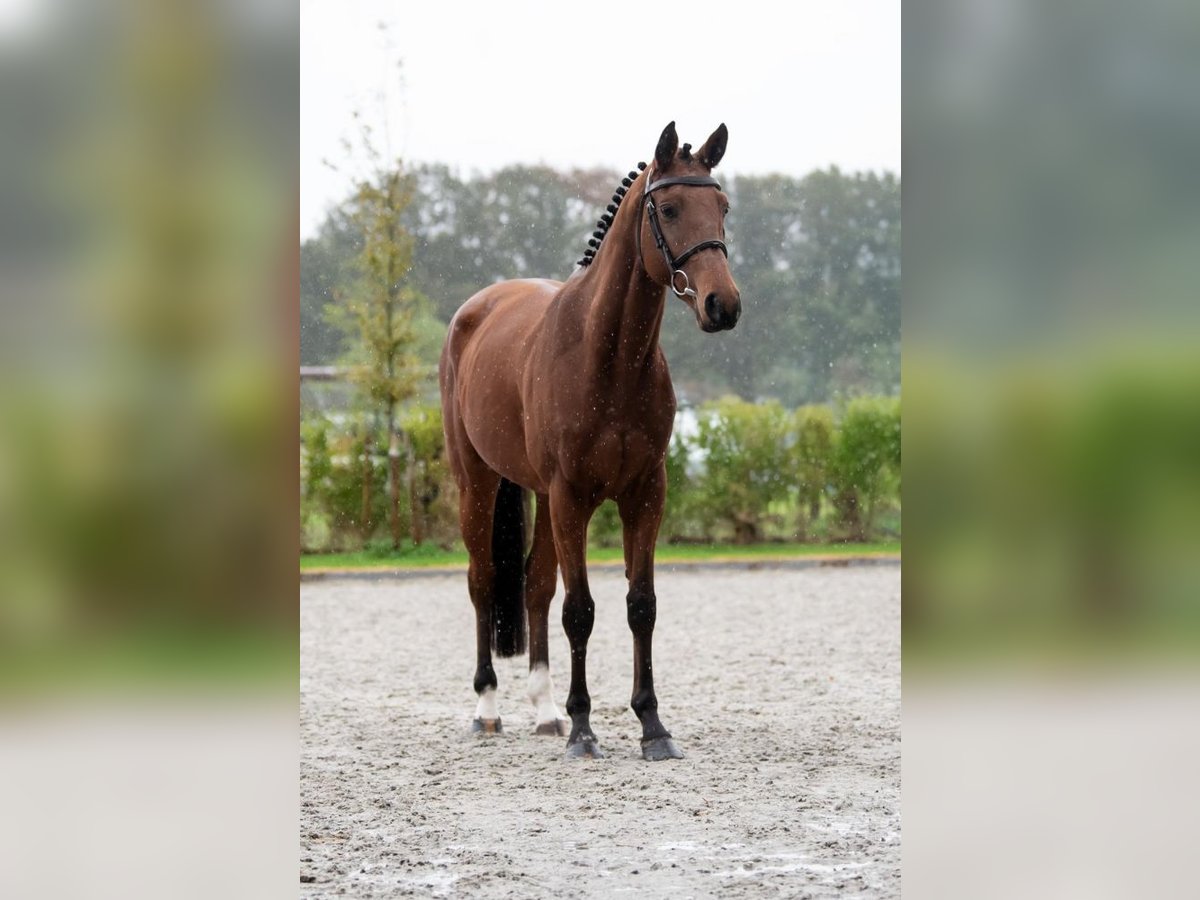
491;477;527;657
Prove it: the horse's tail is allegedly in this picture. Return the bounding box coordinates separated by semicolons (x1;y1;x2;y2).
490;477;527;657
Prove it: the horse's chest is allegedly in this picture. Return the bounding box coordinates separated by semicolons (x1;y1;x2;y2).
566;421;666;492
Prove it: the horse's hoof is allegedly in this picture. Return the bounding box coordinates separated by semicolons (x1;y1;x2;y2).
565;737;605;760
641;736;684;761
472;717;503;734
535;719;570;737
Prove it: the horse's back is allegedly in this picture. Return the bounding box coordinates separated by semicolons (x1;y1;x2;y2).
440;278;563;490
442;278;561;370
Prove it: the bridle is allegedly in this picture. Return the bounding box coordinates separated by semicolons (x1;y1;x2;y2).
639;170;728;299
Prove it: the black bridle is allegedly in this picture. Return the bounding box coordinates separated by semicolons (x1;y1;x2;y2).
640;171;728;299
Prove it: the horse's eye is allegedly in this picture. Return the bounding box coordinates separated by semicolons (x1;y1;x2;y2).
660;203;679;221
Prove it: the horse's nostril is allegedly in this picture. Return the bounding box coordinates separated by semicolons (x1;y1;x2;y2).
705;293;720;322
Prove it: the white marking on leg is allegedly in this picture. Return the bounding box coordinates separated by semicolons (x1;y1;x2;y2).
474;687;499;722
527;664;563;726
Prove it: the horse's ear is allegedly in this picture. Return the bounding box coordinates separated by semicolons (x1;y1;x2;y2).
697;123;728;170
655;121;678;171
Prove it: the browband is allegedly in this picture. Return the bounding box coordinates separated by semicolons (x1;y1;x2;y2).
645;175;723;195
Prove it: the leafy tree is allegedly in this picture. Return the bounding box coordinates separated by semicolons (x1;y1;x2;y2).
790;169;901;403
300;208;358;365
657;169;900;405
301;164;901;407
327;161;424;549
399;164;611;322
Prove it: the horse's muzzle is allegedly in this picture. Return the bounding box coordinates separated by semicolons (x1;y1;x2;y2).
703;291;741;332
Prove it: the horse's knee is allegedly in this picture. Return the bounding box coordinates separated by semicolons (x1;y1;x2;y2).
562;590;594;644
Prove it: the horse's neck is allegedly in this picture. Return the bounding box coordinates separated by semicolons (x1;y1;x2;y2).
578;186;667;386
582;264;664;379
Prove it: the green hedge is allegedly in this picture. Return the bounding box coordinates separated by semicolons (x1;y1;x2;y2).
300;407;459;553
904;354;1200;658
300;395;902;553
829;396;902;542
657;395;900;546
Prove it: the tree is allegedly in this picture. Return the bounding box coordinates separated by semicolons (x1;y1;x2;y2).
302;164;901;408
401;164;605;322
327;157;423;548
788;169;901;403
300;208;358;366
658;169;900;405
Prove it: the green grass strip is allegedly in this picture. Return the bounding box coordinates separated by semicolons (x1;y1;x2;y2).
301;540;900;572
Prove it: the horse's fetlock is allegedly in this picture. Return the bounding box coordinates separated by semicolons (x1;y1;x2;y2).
630;688;658;718
566;694;592;718
473;666;497;695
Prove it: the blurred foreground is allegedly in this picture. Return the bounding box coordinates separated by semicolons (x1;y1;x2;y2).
0;699;295;899
905;0;1200;896
905;677;1200;899
905;349;1200;665
1;0;296;690
0;1;296;897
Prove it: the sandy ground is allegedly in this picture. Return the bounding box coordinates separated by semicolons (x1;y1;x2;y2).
301;564;900;898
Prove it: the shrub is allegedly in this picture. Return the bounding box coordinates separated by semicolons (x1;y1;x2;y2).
401;403;458;547
588;500;623;548
300;414;389;551
302;396;902;553
793;405;835;541
300;418;332;552
661;429;700;541
829;396;901;541
693;397;792;543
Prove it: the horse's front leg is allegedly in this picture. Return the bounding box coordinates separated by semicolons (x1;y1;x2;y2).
618;466;684;761
549;479;603;759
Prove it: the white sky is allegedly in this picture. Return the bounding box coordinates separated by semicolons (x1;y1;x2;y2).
300;0;900;240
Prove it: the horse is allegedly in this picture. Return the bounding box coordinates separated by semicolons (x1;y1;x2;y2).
438;122;741;760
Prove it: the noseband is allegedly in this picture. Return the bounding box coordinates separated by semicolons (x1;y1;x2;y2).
641;172;728;299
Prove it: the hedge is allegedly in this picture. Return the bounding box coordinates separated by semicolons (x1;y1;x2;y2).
300;395;901;553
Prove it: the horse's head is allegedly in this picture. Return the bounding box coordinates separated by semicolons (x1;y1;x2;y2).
640;121;741;332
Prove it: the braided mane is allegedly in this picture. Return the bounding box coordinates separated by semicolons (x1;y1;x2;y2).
576;161;648;268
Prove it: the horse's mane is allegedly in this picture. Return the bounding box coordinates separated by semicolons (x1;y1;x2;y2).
576;161;648;268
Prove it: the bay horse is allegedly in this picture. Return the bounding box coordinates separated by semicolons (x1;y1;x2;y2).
439;122;740;760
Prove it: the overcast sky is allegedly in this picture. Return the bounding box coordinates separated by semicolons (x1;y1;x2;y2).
300;0;900;240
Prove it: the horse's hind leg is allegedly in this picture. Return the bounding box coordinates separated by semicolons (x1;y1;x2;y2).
457;468;504;733
525;492;567;736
